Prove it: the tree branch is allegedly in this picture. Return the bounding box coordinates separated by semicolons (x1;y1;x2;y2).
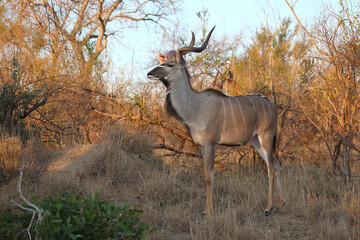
153;143;200;158
284;0;328;57
70;0;90;37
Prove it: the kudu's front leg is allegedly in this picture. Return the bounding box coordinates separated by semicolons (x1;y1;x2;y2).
202;144;215;215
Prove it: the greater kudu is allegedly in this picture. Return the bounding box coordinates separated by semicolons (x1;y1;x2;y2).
147;27;284;216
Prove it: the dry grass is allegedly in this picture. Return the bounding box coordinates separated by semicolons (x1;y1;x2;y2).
0;136;47;186
86;126;155;185
0;126;359;239
139;158;359;239
143;146;359;239
0;136;22;184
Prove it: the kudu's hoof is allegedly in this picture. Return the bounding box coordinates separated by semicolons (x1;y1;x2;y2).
264;207;273;217
203;209;213;217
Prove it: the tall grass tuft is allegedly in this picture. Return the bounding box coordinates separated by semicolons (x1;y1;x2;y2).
0;136;47;186
0;137;22;184
86;125;155;186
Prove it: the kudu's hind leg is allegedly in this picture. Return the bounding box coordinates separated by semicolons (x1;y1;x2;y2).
201;144;215;215
274;156;284;207
251;134;277;216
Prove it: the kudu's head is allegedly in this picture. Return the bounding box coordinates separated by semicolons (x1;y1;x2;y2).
147;26;215;88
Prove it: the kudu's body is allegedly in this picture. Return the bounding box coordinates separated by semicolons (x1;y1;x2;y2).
147;27;284;216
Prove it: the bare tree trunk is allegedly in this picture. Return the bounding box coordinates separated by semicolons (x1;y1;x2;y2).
343;135;352;182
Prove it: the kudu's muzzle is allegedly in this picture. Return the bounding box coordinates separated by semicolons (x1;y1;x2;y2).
147;70;158;81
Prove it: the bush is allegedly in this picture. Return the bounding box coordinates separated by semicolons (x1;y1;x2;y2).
0;189;155;239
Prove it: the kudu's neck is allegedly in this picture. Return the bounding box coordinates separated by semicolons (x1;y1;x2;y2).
167;66;199;122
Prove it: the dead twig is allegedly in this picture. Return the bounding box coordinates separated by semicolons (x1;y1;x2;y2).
10;165;44;240
153;143;200;158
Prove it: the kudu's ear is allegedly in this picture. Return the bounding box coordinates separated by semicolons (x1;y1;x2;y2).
157;53;167;64
175;50;185;66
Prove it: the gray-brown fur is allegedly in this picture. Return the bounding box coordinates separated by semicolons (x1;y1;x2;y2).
165;93;183;121
147;27;284;216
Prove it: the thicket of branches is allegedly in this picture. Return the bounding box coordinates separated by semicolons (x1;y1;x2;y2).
0;1;359;180
0;0;179;144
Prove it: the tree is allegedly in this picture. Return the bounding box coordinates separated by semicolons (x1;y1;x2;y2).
229;18;311;162
0;3;64;138
286;0;360;180
0;0;180;143
25;0;179;82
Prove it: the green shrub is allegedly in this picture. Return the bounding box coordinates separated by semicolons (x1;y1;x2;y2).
0;189;155;239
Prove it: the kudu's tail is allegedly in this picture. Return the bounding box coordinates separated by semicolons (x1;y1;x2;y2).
272;134;277;156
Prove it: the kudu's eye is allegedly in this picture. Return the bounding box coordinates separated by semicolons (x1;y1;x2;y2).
167;63;174;67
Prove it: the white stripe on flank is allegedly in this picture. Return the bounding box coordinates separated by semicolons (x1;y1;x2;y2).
227;98;236;126
221;98;227;116
264;99;273;119
259;97;267;123
246;95;257;114
234;97;245;125
221;98;227;132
